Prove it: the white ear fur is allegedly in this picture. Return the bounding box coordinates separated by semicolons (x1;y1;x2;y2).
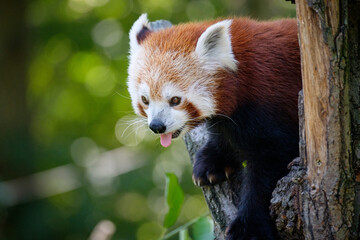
195;20;237;71
129;13;149;54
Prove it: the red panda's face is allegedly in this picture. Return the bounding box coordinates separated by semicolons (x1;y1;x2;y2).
128;49;215;146
127;14;237;147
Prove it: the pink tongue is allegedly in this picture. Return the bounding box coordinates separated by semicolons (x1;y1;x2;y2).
160;132;172;147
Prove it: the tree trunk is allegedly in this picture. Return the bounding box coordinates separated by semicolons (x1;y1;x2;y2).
296;0;359;239
184;1;360;239
0;0;34;178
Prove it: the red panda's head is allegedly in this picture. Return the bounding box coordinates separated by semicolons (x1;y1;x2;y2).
127;14;237;147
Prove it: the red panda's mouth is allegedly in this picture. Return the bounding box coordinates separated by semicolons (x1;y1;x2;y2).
160;127;184;147
172;127;184;139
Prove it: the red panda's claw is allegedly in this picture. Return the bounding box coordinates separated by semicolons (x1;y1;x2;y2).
192;174;202;186
207;174;217;185
224;167;234;180
192;176;208;187
192;174;196;185
197;178;206;186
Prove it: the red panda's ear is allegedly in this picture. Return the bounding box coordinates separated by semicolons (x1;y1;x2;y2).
195;20;237;72
129;14;151;53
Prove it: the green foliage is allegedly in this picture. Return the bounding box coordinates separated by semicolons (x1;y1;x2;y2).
162;173;212;240
191;217;214;240
1;0;296;239
179;229;192;240
162;214;214;240
164;173;185;228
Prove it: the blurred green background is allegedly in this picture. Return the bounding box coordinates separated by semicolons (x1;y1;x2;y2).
0;0;295;239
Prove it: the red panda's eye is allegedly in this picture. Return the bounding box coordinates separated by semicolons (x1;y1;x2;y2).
170;97;181;106
141;96;149;105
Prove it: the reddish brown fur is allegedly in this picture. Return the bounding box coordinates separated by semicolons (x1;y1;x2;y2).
132;18;301;239
181;100;201;120
140;18;301;124
137;53;199;101
228;19;301;124
182;100;203;129
137;103;147;117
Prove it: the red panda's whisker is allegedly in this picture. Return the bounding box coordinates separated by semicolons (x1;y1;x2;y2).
120;119;147;138
123;124;148;140
113;91;132;100
205;119;225;130
215;113;238;127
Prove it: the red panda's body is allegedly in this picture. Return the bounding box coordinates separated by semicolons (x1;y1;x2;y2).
128;15;301;240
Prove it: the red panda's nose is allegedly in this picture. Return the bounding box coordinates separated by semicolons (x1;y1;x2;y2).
149;119;166;134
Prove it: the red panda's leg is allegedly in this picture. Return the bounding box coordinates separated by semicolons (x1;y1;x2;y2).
225;156;283;240
192;120;242;186
193;137;240;186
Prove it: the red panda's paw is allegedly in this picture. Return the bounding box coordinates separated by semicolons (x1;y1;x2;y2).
192;161;236;187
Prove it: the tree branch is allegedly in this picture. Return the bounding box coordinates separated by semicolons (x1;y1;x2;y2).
184;125;241;240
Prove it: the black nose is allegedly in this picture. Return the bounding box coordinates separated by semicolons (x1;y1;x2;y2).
149;119;166;134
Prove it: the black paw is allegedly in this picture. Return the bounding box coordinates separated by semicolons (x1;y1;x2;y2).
225;215;276;240
192;164;235;186
192;152;237;187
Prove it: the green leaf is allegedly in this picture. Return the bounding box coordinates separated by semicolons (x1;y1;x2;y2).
164;172;184;228
191;217;214;240
179;229;192;240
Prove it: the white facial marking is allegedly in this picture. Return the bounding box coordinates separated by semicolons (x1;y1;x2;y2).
128;49;218;134
127;17;230;137
146;83;187;133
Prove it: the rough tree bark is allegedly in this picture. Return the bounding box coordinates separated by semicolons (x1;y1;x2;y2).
184;1;360;239
295;0;357;239
185;126;241;240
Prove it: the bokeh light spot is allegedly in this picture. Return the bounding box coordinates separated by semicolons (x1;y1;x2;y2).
71;137;100;167
50;89;86;121
115;116;148;147
94;0;132;19
147;189;167;221
116;193;148;222
153;154;183;188
68;0;92;14
28;57;54;98
85;0;109;7
44;35;72;64
92;19;123;48
136;221;163;240
67;52;104;83
182;195;208;220
138;0;175;11
27;1;51;26
85;65;116;97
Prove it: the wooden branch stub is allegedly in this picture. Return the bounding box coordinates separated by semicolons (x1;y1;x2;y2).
270;157;305;240
270;90;306;239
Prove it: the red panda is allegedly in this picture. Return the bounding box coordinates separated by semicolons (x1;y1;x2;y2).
127;14;301;240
